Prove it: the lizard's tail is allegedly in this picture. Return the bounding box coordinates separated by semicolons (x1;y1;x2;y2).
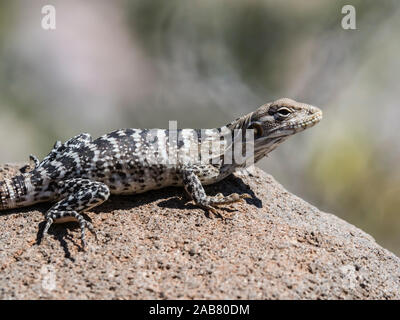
0;174;38;210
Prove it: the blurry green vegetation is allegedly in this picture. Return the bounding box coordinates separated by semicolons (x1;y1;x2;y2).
127;0;338;93
309;129;400;250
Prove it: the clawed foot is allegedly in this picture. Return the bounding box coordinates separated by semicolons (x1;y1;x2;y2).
41;213;97;251
78;219;98;250
202;192;252;219
209;192;251;205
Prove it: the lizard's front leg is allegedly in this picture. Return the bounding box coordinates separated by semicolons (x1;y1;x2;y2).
42;178;110;249
180;169;250;218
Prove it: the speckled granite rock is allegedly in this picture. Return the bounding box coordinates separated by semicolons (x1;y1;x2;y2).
0;163;399;299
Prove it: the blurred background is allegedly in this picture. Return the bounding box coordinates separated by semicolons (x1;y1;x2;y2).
0;0;399;254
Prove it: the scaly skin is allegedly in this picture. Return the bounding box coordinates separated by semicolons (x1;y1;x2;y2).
0;98;322;249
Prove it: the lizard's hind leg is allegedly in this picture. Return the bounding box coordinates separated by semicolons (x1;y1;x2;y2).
42;178;110;250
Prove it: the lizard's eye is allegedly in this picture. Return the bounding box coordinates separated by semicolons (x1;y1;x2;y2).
248;123;263;138
277;107;291;117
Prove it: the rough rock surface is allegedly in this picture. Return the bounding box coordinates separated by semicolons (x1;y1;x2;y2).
0;163;399;299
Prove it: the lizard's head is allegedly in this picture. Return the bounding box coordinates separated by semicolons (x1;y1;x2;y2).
250;98;322;161
228;98;322;164
250;98;322;138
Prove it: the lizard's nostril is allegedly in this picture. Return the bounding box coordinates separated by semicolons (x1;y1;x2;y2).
310;106;322;118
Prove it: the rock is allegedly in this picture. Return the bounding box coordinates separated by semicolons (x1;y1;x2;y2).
0;163;399;299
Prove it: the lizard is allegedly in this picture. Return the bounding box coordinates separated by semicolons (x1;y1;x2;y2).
0;98;322;249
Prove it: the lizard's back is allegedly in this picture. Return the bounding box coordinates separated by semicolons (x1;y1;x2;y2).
87;128;181;194
53;128;224;195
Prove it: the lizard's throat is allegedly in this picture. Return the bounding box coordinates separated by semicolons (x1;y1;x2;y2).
253;136;289;163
